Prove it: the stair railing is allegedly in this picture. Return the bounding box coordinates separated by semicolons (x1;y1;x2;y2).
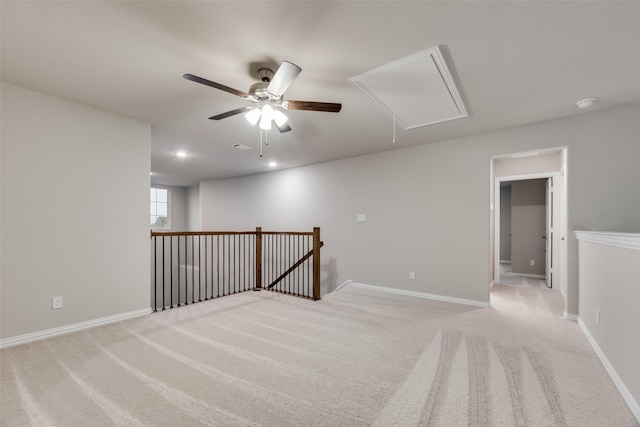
150;227;322;311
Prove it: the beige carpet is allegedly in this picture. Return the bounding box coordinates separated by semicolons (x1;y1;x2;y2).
1;286;637;426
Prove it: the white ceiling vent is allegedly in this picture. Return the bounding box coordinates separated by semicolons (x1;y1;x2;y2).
350;46;467;130
231;143;252;151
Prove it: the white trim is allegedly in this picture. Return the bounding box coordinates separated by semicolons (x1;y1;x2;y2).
577;317;640;422
351;282;490;308
0;308;151;349
575;231;640;252
334;280;352;292
563;312;578;322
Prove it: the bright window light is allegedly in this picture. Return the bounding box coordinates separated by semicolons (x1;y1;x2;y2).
150;187;170;230
175;151;187;158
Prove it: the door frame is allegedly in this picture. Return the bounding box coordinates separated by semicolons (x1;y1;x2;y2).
493;171;567;300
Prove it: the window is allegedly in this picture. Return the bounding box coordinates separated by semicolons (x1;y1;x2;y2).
150;188;170;230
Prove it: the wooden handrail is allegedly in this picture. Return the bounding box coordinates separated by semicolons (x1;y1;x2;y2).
151;230;256;237
151;230;314;238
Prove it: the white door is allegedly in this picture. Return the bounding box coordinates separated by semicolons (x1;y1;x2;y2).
545;178;553;288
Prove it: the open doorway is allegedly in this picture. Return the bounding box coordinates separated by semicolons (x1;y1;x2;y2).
500;179;548;284
490;148;568;317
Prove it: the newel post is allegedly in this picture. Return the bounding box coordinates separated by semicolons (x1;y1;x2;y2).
313;227;321;300
255;227;262;289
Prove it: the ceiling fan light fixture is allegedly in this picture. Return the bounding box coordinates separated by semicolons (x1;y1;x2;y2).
259;105;274;130
273;109;288;127
245;108;261;125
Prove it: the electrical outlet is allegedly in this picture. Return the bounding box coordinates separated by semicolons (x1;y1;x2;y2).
409;272;416;280
356;214;366;222
52;296;63;310
596;309;600;325
530;260;535;266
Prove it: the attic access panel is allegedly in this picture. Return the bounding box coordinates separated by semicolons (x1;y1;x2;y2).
350;46;467;130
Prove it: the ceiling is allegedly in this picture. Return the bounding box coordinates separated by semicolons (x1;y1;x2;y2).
2;1;640;187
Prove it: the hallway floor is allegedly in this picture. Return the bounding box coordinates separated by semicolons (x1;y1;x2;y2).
491;262;565;318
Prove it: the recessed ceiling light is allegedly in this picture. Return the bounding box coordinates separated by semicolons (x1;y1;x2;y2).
576;98;596;109
268;161;277;168
175;151;187;158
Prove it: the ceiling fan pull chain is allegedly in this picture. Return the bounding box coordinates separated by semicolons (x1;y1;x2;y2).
391;102;398;144
259;129;263;157
265;129;269;146
392;71;397;144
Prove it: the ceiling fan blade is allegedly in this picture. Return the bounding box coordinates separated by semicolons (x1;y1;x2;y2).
183;74;250;99
284;100;342;113
275;121;292;133
267;61;302;97
209;106;255;120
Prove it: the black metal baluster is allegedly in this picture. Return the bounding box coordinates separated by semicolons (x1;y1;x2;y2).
280;234;284;293
288;234;292;294
240;234;244;291
198;235;202;302
161;236;165;309
245;234;249;290
296;235;302;295
177;236;181;306
184;236;189;305
305;237;313;296
212;235;216;298
152;236;156;311
169;236;173;308
190;235;194;304
204;235;208;300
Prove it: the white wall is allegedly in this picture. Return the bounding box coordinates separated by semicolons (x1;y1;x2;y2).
0;83;151;340
499;185;512;261
198;104;640;310
187;183;201;231
575;232;640;420
510;179;546;275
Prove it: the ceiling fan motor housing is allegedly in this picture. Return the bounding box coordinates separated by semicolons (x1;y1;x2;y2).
257;67;274;83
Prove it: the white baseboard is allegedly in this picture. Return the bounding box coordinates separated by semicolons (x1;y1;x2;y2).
577;317;640;422
0;308;151;349
507;273;546;279
334;280;352;292
350;282;490;308
563;311;578;322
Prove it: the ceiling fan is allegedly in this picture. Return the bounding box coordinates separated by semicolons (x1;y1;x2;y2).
183;61;342;133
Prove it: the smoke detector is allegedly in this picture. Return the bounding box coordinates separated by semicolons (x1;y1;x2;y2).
576;98;596;109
